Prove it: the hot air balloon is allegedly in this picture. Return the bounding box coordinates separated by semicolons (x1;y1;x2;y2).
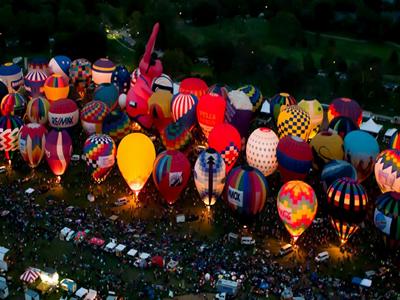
126;93;152;129
225;90;253;143
238;85;263;112
344;130;379;182
374;192;400;248
0;81;7;100
0;115;23;161
102;110;131;142
389;131;400;150
326;177;368;244
48;99;79;129
171;93;198;129
327;97;362;126
277;136;312;182
152;74;173;93
93;83;119;111
208;84;230;100
277;180;318;243
26;96;49;124
112;65;131;94
92;58;116;85
277;105;311;141
48;55;71;82
1;93;26;117
83;134;116;183
225;165;268;219
270;93;297;121
148;90;173;131
24;70;48;99
194;148;226;206
80;101;110;135
152;150;191;205
160;120;192;151
19;123;47;168
28;57;49;74
328;116;358;139
117;133;156;194
374;149;400;193
45;129;73;177
298;99;323;139
0;62;24;93
69;58;92;97
197;94;226;138
44;74;70;102
208;123;241;174
246;128;279;176
321;160;357;191
309;131;344;170
179;78;208;98
130;68;140;87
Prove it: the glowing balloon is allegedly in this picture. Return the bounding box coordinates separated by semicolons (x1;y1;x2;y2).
208;123;241;173
171;93;198;129
83;134;116;183
27;97;49;124
225;90;253;142
69;58;92;95
0;62;24;93
19;123;47;168
0;115;23;161
277;180;317;242
327;177;368;244
374;149;400;193
328;116;358;139
344;130;379;182
194;148;226;206
310;131;344;170
80;101;110;135
1;93;26;117
277;105;311;140
44;74;69;102
179;77;208;98
102;110;131;142
24;70;48;99
148;90;173;131
93;83;119;111
112;65;130;94
298;99;323;139
321;160;357;191
277;136;312;182
126;93;152;129
389;131;400;150
270;92;297;121
48;55;71;82
374;192;400;247
160;120;192;151
92;58;116;85
48;98;79;129
246;128;279;176
225;165;268;219
152;74;173;93
238;85;263;112
196;94;226;138
117;133;156;193
152;150;191;205
45;129;73;176
328;97;362;126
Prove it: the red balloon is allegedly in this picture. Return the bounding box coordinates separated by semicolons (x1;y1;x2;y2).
196;94;226;138
45;129;72;176
208;123;241;174
125;93;152;129
152;150;191;205
179;77;208;98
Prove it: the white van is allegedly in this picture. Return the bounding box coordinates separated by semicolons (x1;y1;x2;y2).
0;166;6;174
65;230;76;241
279;244;293;256
114;197;128;206
240;236;255;245
315;251;329;263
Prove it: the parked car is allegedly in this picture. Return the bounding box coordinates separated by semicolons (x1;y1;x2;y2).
279;244;293;256
315;251;330;263
114;197;128;207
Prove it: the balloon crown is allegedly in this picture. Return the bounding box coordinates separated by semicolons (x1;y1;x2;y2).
139;23;163;79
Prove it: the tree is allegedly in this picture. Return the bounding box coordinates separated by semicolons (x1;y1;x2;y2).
269;12;302;46
191;0;219;26
387;50;400;75
303;52;317;76
312;0;334;31
162;49;193;79
205;38;235;75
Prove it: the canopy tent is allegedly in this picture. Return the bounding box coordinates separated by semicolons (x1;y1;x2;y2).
74;230;88;242
351;277;372;288
25;188;35;195
20;268;40;283
75;287;89;298
115;244;126;253
385;128;397;138
127;249;138;257
360;118;383;135
60;278;77;293
139;252;151;260
88;237;105;247
105;241;117;252
261;100;270;114
0;246;9;260
60;227;71;240
84;289;98;300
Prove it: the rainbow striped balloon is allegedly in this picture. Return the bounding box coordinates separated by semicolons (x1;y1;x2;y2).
24;70;48;98
270;92;297;121
80;101;110;135
277;180;317;242
27;97;49;124
1;93;26;117
389;131;400;150
83;134;116;183
44;74;69;102
19;123;47;168
171;93;198;129
102;110;131;142
225;165;268;218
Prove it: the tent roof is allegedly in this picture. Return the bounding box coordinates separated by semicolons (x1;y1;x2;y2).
127;249;138;257
360;278;372;288
75;287;89;297
25;188;35;194
105;242;117;250
139;252;150;260
115;244;126;252
385;128;398;137
89;237;105;246
360;118;383;134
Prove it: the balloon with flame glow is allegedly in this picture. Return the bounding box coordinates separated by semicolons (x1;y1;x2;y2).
328;97;362;127
196;94;226;138
277;180;317;243
298;99;323;139
179;77;208;98
83;134;116;183
309;131;344;170
194;148;226;206
152;150;191;205
277;105;311;140
19;123;47;168
117;133;156;194
45;129;73;176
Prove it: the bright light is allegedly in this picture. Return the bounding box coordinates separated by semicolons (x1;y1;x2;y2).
56;176;61;184
8;160;11;166
179;11;182;16
40;272;59;285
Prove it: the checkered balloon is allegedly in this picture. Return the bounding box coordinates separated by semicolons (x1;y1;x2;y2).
277;105;311;140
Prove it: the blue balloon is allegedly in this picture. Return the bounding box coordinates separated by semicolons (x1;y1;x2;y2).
112;65;131;94
321;159;357;191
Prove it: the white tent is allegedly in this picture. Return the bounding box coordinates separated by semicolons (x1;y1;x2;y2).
115;244;126;253
0;247;9;261
261;100;270;114
75;287;89;298
385;128;397;138
139;252;150;260
25;188;35;195
60;227;71;240
360;118;383;135
84;289;97;300
360;278;372;288
127;249;138;258
104;241;117;252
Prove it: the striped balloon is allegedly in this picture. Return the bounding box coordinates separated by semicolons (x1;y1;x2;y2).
83;134;116;183
171;93;198;129
19;123;47;168
0;115;23;160
160;120;192;151
27;97;49;124
225;165;268;219
102;110;131;142
153;150;191;205
327;177;368;243
277;181;317;242
1;93;26;117
45;129;72;176
44;74;69;102
375;192;400;247
389;131;400;150
194;148;226;206
80;101;110;135
238;84;263;112
24;70;48;98
270;92;297;121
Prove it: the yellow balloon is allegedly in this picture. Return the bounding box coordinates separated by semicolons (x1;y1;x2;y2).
117;133;156;194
